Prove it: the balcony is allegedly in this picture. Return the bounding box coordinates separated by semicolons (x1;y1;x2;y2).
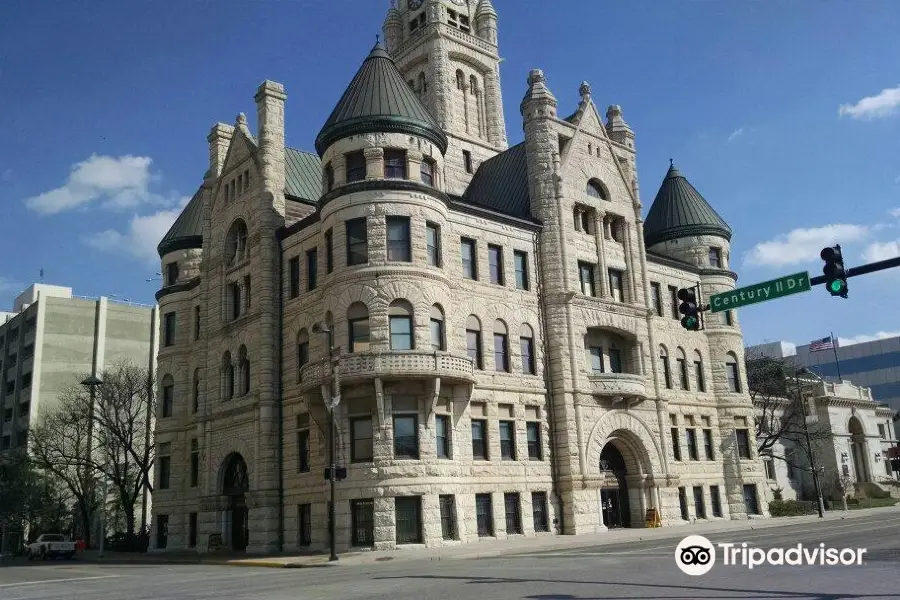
298;351;476;392
587;372;649;401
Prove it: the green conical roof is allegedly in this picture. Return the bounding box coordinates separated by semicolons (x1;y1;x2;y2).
314;42;448;156
643;162;731;247
158;187;203;256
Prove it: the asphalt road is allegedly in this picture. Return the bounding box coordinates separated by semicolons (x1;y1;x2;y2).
1;512;897;600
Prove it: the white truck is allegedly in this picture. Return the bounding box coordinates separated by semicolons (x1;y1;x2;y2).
27;534;76;560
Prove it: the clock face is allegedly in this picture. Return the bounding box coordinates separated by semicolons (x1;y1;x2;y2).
408;0;423;9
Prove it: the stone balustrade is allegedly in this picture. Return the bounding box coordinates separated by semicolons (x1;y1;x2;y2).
298;351;476;392
586;372;649;400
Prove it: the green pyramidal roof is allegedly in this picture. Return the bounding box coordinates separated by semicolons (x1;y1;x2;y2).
314;42;448;156
158;187;204;256
643;162;732;247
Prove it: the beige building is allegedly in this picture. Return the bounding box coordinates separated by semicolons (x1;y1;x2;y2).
151;0;768;554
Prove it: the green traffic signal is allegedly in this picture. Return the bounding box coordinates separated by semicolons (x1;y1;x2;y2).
683;316;698;329
828;280;843;294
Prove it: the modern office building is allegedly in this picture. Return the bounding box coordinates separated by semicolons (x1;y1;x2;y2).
151;0;770;555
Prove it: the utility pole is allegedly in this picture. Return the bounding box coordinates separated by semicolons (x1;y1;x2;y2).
796;370;825;518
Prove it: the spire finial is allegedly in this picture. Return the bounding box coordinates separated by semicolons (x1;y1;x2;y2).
669;158;674;167
376;33;380;43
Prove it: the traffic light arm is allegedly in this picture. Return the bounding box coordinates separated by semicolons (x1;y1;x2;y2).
809;255;900;286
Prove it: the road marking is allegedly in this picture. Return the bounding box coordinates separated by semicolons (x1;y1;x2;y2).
0;575;119;589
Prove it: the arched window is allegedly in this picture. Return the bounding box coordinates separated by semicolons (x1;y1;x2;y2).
430;305;445;351
223;351;234;400
456;69;464;91
192;368;200;413
519;324;535;375
725;352;741;393
469;75;478;94
238;345;250;396
389;300;414;350
586;179;609;200
161;374;174;418
347;302;370;353
675;347;689;390
693;350;706;392
297;329;309;381
466;315;482;369
225;219;248;266
417;71;427;94
659;345;672;389
493;320;509;372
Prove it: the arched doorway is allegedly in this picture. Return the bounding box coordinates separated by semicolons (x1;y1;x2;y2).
599;442;632;528
848;417;869;483
222;453;249;551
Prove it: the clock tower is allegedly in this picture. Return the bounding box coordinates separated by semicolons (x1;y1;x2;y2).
383;0;507;195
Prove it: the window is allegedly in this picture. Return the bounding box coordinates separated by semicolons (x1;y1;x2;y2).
659;347;672;389
471;418;487;459
765;459;776;480
743;484;760;515
298;504;312;546
348;302;370;352
243;275;251;311
389;300;414;350
297;427;310;472
589;346;604;373
475;493;493;536
878;424;886;439
393;414;419;459
223;352;234;400
736;428;751;459
165;262;179;286
608;269;624;301
586;179;607;200
190;438;199;487
430;305;445;351
466;316;483;368
650;283;663;316
668;286;679;319
351;417;374;462
526;421;542;460
574;207;592;233
386;217;411;262
349;498;374;547
710;485;723;517
229;282;241;320
156;515;168;549
504;493;523;534
421;158;435;186
677;350;689;390
709;247;722;268
724;310;734;326
514;251;529;290
463;149;473;173
435;414;450;458
188;513;197;548
520;324;535;375
456;69;465;90
493;320;509;372
225;220;248;265
608;347;623;373
694;353;706;392
346;151;366;182
163;312;176;347
578;262;596;296
693;486;706;519
306;248;317;290
703;428;714;460
297;330;309;380
289;256;300;298
499;420;516;460
394;496;422;544
726;354;741;392
686;428;699;460
158;443;171;489
324;162;334;192
238;345;250;396
488;245;504;285
678;487;689;520
439;495;458;540
461;238;477;279
346;218;368;265
161;375;174;418
194;306;201;340
426;222;441;267
325;229;333;273
671;427;682;461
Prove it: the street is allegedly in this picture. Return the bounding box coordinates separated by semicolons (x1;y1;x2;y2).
1;512;897;600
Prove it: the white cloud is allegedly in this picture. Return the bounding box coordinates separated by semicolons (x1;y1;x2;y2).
862;239;900;262
23;154;170;215
838;85;900;120
743;224;869;267
727;127;745;142
838;331;900;347
83;196;190;265
891;207;900;218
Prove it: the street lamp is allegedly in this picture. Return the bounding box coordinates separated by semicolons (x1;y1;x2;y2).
794;367;825;518
311;321;339;562
80;375;106;555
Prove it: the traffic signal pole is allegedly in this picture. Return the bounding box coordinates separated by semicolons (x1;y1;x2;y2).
808;255;900;287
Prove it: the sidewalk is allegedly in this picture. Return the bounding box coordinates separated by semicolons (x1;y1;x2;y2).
228;504;900;569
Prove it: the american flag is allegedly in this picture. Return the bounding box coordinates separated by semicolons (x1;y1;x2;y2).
809;336;835;352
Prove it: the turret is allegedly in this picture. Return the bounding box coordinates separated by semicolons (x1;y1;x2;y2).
207;123;234;179
475;0;498;45
605;105;634;149
382;1;402;54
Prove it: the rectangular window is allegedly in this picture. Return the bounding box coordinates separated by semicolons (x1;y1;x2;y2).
504;492;523;534
608;269;624;302
461;238;477;279
430;315;444;351
736;428;751;459
306;248;318;290
703;428;714;460
590;346;604;373
608;348;623;373
677;357;689;390
352;417;374;462
726;361;741;392
435;414;451;459
158;455;171;490
499;420;516;460
325;163;334;191
166;262;179;286
765;459;776;480
346;218;368;265
710;485;723;517
693;486;706;519
494;332;508;371
188;512;197;548
578;262;596;296
463;149;473;173
298;504;311;546
695;360;706;392
475;493;493;536
346;151;366;182
389;314;413;351
678;487;689;521
709;247;722;268
514;250;529;290
743;484;759;515
163;312;176;347
384;149;407;179
351;499;375;547
878;424;886;439
526;421;542;460
724;310;734;326
426;222;441;267
421;159;435;186
671;427;682;461
325;229;334;273
650;283;663;316
156;515;168;549
393;414;419;459
394;496;422;544
532;492;550;532
467;329;482;368
162;382;173;418
520;336;535;375
230;282;241;320
386;216;412;262
194;306;201;340
471;418;487;459
297;429;310;472
349;314;370;353
190;438;199;487
668;285;679;319
439;495;458;540
488;244;504;285
686;429;699;460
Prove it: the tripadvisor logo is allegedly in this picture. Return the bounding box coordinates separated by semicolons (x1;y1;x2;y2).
675;535;867;576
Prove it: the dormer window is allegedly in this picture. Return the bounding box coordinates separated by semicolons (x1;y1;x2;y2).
384;150;407;179
346;151;366;183
709;247;722;268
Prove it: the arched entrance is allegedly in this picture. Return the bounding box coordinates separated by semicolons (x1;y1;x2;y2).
599;442;631;528
848;417;869;483
222;453;249;551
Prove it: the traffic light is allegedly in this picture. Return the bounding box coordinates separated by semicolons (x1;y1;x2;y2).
820;245;848;298
677;287;702;331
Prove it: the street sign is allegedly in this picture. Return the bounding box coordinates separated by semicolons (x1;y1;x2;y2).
708;271;811;313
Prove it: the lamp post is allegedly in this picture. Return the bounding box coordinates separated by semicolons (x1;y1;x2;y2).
795;368;825;518
80;375;105;554
312;322;339;562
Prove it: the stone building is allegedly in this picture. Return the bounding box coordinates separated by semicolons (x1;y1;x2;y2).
151;0;768;554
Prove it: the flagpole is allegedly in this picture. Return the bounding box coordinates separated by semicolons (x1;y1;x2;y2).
830;332;842;381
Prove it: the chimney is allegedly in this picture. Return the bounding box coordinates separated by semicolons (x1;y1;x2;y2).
207;123;234;178
254;80;287;214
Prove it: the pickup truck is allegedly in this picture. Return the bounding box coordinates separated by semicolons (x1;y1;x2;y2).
27;534;76;560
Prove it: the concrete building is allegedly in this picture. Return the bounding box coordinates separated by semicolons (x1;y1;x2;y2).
151;0;769;555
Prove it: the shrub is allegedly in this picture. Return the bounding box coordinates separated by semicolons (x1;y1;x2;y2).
768;499;817;517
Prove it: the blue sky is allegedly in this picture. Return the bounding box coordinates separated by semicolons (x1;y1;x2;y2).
1;1;899;349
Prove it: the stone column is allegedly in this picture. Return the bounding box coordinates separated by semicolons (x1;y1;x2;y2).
429;46;452;129
624;222;639;305
364;147;384;180
594;210;608;297
483;67;507;148
331;153;347;188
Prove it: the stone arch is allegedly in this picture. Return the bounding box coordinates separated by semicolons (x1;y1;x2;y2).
848;415;865;436
213;446;253;493
587;410;663;476
586;178;609;201
573;306;640;339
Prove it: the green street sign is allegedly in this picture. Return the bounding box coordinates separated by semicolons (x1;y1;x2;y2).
708;271;811;313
